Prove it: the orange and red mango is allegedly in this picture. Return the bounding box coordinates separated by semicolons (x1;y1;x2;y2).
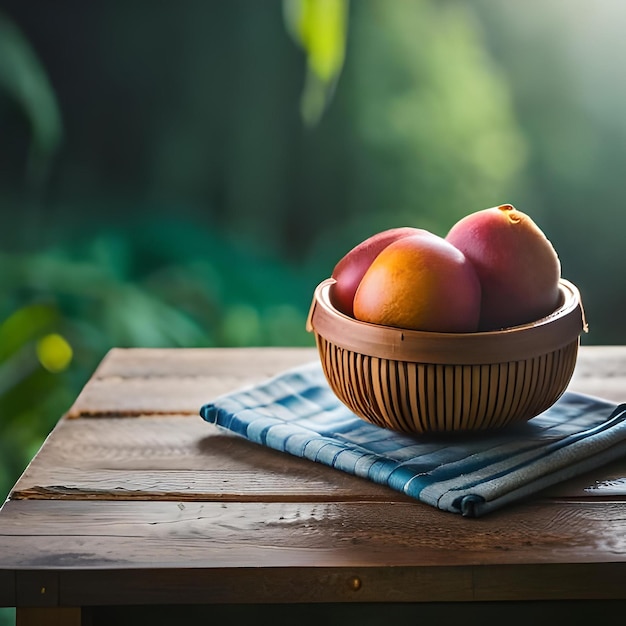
329;226;426;317
353;233;482;333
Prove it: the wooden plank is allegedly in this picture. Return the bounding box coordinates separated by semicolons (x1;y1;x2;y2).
3;500;626;603
90;346;626;395
568;345;626;403
57;563;626;605
12;411;626;502
3;499;626;568
542;457;626;498
67;348;317;417
10;416;409;502
92;347;317;379
5;344;625;518
12;468;404;503
3;346;626;614
16;571;59;607
472;562;626;601
67;377;242;417
59;566;475;605
67;346;626;418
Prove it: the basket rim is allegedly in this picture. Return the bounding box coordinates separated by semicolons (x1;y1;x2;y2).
307;277;586;365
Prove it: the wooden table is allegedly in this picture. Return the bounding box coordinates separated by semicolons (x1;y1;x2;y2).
1;346;626;626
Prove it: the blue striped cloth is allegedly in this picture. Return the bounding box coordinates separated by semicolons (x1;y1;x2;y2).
200;361;626;517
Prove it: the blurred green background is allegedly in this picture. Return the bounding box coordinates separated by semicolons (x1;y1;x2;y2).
1;1;625;617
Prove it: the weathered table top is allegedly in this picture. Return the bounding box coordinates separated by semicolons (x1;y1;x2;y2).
1;346;626;624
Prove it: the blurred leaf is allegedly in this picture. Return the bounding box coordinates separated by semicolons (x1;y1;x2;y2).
283;0;349;125
219;304;262;347
0;303;59;361
0;11;63;179
0;340;41;399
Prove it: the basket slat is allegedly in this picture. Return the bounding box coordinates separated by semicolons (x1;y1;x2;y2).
315;336;580;434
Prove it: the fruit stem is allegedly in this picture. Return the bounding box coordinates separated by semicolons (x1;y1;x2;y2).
498;204;521;224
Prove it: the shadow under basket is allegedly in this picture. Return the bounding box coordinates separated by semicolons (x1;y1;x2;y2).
306;278;587;434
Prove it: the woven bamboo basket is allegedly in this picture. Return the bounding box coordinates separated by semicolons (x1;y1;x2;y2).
306;277;587;434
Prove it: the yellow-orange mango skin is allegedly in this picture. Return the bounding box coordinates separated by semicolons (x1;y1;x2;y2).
353;233;481;333
445;204;561;331
330;227;428;317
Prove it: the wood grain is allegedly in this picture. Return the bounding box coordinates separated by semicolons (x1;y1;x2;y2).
2;498;626;603
11;411;626;502
65;346;625;419
10;415;412;502
568;344;626;403
67;347;316;417
2;346;626;614
10;346;626;504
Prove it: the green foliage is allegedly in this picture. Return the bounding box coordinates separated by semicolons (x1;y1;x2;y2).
283;0;350;125
304;0;526;266
0;216;317;506
472;0;626;344
0;11;62;184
